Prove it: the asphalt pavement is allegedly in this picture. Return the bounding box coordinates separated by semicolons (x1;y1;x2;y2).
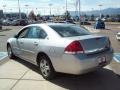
0;24;120;90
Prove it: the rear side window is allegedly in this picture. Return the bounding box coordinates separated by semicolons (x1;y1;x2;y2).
50;25;90;37
40;29;47;39
27;27;40;38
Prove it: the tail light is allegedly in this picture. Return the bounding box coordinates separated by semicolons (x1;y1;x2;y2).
64;41;84;54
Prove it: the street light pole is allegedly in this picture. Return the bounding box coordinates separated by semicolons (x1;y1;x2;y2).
10;9;12;18
25;5;29;17
78;0;81;26
44;9;45;16
3;5;6;19
36;8;38;15
18;0;21;20
98;4;103;18
49;4;52;16
65;0;68;21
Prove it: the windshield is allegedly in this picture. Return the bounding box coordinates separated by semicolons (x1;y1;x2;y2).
50;25;90;37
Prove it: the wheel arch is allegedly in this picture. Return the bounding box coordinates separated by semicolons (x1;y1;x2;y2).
36;52;53;66
7;43;11;48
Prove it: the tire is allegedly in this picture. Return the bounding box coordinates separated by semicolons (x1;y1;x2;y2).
7;45;16;59
118;39;120;41
38;55;55;80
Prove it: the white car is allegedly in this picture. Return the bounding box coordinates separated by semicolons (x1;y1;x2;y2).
116;32;120;41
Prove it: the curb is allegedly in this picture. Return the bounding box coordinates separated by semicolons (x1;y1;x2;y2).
0;52;8;65
0;57;9;65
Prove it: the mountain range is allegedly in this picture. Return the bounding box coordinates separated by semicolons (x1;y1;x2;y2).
69;8;120;16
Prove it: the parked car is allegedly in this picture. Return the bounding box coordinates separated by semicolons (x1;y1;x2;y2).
116;32;120;41
0;19;2;29
54;20;75;24
2;19;13;26
7;23;113;80
65;19;75;24
12;19;28;26
80;21;91;25
94;19;105;29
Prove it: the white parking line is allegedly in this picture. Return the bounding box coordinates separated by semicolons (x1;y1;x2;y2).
104;66;112;70
84;26;100;33
113;53;120;63
0;52;8;61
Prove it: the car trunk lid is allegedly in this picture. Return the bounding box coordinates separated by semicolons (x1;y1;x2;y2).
66;35;110;54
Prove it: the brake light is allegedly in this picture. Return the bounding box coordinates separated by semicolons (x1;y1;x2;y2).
64;41;84;54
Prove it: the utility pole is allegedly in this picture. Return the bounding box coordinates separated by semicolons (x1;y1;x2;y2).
18;0;21;20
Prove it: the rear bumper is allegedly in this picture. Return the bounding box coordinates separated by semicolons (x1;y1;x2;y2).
53;48;113;75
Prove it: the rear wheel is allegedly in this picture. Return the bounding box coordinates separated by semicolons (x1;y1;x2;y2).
38;55;55;80
7;45;15;59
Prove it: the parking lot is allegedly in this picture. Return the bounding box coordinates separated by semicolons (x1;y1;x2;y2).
0;23;120;90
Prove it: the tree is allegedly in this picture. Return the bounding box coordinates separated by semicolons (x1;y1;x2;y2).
90;14;95;21
84;14;88;18
36;14;41;20
106;14;110;18
101;14;104;18
116;14;120;18
63;11;71;20
37;14;41;17
116;14;120;22
28;10;36;20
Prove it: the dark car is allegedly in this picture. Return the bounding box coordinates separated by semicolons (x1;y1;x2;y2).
81;21;91;25
54;19;75;24
0;19;2;29
12;19;28;26
94;19;105;29
65;19;75;24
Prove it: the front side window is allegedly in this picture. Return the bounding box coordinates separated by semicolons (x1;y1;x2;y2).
18;28;29;38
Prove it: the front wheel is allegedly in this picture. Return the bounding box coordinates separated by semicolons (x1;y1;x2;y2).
39;55;55;80
7;45;15;59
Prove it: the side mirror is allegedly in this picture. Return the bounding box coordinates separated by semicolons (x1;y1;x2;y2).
14;35;18;38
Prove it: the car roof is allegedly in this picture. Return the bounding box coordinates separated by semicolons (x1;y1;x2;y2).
27;23;75;27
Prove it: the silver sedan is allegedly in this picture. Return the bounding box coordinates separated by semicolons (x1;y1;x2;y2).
7;23;113;80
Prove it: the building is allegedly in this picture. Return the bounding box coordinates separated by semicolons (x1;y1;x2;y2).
4;13;27;19
0;10;3;19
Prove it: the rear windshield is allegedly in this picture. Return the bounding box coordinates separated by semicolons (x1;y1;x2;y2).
50;25;90;37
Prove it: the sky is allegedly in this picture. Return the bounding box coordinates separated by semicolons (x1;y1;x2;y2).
0;0;120;15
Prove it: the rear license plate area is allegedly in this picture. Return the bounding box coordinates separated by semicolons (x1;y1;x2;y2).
97;56;106;66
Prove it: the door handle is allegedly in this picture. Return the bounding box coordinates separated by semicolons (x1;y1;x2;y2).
34;42;38;46
20;42;23;44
